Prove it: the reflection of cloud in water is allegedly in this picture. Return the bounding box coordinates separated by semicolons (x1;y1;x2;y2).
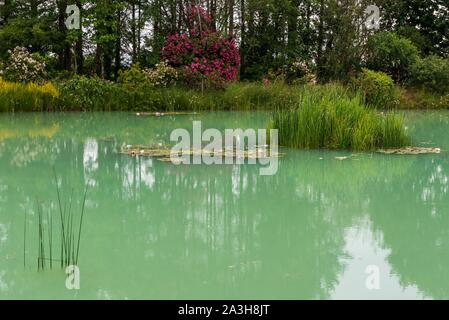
0;184;6;203
122;161;134;199
231;166;248;197
420;164;449;202
0;223;7;243
0;271;8;292
331;217;428;300
96;289;112;300
140;158;155;190
232;166;240;196
83;138;98;187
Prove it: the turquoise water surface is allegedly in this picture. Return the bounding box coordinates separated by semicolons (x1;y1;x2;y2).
0;111;448;299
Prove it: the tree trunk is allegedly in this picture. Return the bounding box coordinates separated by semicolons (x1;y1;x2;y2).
75;0;83;74
137;0;141;56
115;6;121;78
239;0;246;76
57;0;71;70
316;0;325;82
131;1;137;62
228;0;234;36
95;44;103;77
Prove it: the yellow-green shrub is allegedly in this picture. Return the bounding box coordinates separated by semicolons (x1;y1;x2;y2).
0;77;59;112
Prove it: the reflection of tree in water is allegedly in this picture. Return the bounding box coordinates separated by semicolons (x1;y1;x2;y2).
368;153;449;299
364;112;449;299
91;149;415;299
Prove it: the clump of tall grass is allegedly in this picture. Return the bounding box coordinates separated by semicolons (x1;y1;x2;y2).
270;84;410;151
25;172;88;271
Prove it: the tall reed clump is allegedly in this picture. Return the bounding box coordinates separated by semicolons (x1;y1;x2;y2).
0;77;59;112
27;173;88;271
270;84;410;151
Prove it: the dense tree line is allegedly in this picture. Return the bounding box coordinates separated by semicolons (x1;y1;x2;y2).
0;0;447;81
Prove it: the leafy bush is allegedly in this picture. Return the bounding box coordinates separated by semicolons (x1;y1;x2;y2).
117;64;147;89
352;68;400;109
408;56;449;94
0;47;46;83
366;32;420;83
0;77;59;112
57;76;128;111
270;84;409;150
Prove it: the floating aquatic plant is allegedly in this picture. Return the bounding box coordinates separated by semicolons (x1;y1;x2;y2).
377;147;441;155
120;144;283;162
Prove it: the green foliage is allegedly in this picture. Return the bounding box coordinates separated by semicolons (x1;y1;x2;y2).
117;64;147;89
2;75;447;113
408;56;449;94
351;68;400;109
57;77;308;112
0;17;59;59
380;1;449;56
366;32;420;83
398;88;449;110
57;76;128;111
270;84;409;150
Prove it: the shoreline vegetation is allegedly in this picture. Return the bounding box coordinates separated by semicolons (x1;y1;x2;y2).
1;76;448;113
2;75;447;151
1;3;448;152
0;77;414;151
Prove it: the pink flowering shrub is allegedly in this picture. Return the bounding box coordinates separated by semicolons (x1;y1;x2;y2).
162;6;240;89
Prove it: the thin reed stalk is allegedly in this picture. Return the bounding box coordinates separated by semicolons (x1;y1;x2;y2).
28;171;88;271
75;186;88;265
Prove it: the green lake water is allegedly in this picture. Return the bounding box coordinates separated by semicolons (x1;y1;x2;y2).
0;111;449;300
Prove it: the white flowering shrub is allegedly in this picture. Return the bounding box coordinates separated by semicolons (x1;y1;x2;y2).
144;61;178;87
0;47;46;83
287;60;316;85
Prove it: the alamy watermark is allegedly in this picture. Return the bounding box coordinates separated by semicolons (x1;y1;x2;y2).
65;4;80;30
365;265;380;290
65;265;80;290
170;121;279;176
64;3;380;31
365;4;380;30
